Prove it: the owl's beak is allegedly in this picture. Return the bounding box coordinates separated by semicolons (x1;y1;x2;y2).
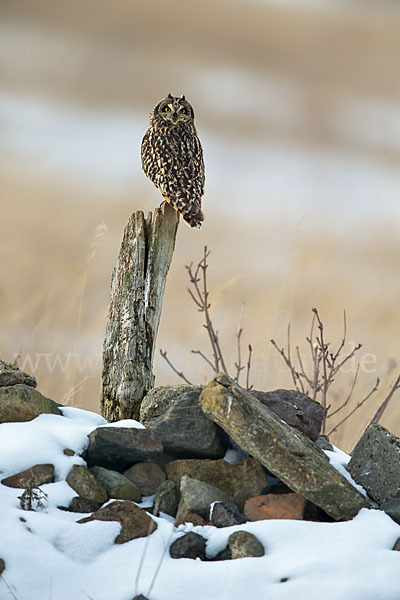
172;112;178;124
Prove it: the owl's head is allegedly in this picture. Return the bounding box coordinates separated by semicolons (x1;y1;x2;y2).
154;94;194;125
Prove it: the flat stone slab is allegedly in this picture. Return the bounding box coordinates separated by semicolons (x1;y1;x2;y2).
347;423;400;504
0;360;37;388
140;385;227;458
200;373;371;521
85;426;164;471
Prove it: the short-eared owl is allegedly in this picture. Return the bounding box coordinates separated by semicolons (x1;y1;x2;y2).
141;94;205;228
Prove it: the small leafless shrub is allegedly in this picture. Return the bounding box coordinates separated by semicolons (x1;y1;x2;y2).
18;481;48;512
271;308;400;435
161;246;253;389
161;248;400;438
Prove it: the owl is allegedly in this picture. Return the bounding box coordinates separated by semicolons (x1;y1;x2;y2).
141;94;205;228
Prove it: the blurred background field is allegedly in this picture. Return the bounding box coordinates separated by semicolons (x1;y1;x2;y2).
1;0;400;451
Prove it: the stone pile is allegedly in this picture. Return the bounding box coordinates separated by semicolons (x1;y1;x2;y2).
1;359;400;565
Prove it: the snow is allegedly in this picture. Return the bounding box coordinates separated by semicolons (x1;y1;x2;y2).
325;445;370;499
97;419;147;430
1;408;400;600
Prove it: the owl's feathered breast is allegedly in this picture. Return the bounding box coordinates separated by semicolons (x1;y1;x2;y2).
141;118;205;205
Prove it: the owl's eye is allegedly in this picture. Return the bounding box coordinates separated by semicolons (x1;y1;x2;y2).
164;106;171;112
181;108;187;114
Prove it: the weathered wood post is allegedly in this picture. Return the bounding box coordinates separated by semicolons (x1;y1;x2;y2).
101;202;179;421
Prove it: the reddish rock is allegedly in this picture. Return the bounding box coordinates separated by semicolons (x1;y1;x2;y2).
1;464;54;488
244;493;307;521
78;500;157;544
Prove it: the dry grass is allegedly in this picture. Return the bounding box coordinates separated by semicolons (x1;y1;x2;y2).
1;170;400;452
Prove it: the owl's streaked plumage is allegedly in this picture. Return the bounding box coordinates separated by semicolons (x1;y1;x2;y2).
141;94;205;228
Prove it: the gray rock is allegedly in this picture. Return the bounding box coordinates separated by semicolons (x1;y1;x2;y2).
0;384;62;424
140;385;227;458
212;547;232;561
153;480;180;517
123;462;166;496
380;498;400;525
179;475;230;518
315;435;334;452
68;497;102;513
347;424;400;504
165;457;267;511
86;427;164;471
209;501;247;528
200;373;371;521
169;532;207;560
78;500;157;544
90;466;141;502
1;464;54;488
228;531;265;559
0;360;37;388
174;505;207;527
66;465;108;504
251;389;325;441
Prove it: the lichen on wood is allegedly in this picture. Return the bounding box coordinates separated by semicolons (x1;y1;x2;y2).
101;202;179;421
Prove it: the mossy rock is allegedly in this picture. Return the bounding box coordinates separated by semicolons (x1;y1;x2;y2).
0;384;62;423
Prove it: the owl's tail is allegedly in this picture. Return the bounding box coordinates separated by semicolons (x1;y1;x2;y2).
163;196;204;229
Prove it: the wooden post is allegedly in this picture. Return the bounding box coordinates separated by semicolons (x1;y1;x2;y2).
101;202;179;422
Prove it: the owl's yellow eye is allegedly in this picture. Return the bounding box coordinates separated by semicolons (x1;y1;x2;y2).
181;108;187;114
164;106;171;112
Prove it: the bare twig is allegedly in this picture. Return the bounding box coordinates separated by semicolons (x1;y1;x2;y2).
186;247;228;374
159;350;193;385
191;350;218;373
271;338;301;391
234;328;244;383
1;578;19;600
246;344;253;390
326;378;380;436
18;481;48;512
163;247;253;388
271;308;373;436
368;372;400;425
327;364;360;419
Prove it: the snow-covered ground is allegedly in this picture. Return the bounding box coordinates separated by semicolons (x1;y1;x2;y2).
1;407;400;600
